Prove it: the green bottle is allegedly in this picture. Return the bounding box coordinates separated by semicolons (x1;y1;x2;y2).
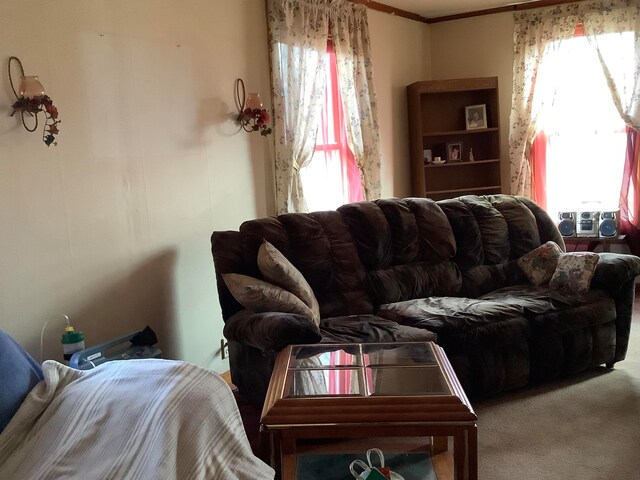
61;322;85;361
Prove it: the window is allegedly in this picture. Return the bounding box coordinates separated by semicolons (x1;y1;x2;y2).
535;30;634;219
299;41;363;211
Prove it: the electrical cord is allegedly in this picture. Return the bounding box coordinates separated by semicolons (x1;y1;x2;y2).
40;314;70;363
39;319;49;364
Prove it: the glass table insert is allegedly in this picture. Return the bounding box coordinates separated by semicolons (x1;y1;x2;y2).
285;342;452;398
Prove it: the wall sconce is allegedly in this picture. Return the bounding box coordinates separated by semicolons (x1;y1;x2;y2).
235;78;272;136
8;56;60;146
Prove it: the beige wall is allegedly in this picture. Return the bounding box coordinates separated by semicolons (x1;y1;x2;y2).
0;0;273;371
430;13;514;190
369;11;430;198
0;1;429;372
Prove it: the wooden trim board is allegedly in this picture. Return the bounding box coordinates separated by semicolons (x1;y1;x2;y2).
349;0;428;22
348;0;590;24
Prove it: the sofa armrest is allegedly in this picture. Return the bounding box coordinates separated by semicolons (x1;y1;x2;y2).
223;310;322;352
591;252;640;295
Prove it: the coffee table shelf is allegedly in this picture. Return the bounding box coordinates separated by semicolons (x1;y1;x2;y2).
260;342;477;480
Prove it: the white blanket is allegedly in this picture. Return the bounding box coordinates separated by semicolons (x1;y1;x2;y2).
0;359;274;480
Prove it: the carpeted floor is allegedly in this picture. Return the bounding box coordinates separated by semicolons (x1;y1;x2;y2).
236;297;640;479
475;302;640;480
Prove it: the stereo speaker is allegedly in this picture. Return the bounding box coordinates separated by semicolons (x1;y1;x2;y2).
599;211;619;237
576;211;600;237
558;212;576;237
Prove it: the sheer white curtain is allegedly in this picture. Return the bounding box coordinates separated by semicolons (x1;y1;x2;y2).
582;1;640;129
509;8;577;196
267;0;329;213
268;0;381;213
331;2;382;202
509;0;640;197
536;36;628;218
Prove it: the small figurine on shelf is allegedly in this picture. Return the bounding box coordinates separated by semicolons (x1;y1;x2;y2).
469;148;475;162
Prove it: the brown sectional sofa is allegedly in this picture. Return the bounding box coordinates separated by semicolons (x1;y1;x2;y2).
211;195;640;406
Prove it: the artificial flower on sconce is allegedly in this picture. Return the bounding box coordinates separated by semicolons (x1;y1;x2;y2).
8;56;61;146
235;78;272;136
237;104;272;136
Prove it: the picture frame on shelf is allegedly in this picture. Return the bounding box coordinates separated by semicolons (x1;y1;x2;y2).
465;104;487;130
446;141;463;162
423;149;432;164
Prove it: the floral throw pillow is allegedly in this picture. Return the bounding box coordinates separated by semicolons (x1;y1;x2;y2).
549;252;600;294
517;241;563;286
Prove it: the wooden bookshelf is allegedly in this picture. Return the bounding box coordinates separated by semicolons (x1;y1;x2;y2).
407;77;503;200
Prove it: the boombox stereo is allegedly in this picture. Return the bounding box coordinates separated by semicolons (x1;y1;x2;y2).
558;210;619;237
576;211;599;237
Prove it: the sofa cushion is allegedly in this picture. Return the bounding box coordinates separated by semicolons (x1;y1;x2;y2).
282;211;376;317
377;296;530;352
484;285;617;382
461;261;526;298
378;284;615;350
338;198;460;306
549;252;599;294
222;273;317;325
481;283;617;376
377;283;615;399
438;199;484;270
486;196;542;259
367;261;462;305
459;196;511;264
480;284;614;319
590;252;640;296
320;315;436;344
223;310;322;351
517;241;563;285
378;198;456;264
514;195;567;251
257;240;320;324
438;196;566;298
520;289;616;330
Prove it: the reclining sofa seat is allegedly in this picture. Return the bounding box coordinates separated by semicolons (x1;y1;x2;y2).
211;195;640;406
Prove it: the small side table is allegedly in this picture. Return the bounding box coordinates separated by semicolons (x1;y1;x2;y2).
563;235;626;253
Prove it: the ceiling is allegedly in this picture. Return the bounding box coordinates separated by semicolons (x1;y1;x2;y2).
380;0;534;19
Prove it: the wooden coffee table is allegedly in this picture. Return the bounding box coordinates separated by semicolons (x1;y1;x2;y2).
260;341;477;480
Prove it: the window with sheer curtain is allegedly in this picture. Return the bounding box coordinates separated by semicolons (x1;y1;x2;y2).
299;41;364;212
535;30;634;219
267;0;381;214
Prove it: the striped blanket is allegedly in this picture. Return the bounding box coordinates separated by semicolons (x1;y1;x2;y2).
0;359;274;480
